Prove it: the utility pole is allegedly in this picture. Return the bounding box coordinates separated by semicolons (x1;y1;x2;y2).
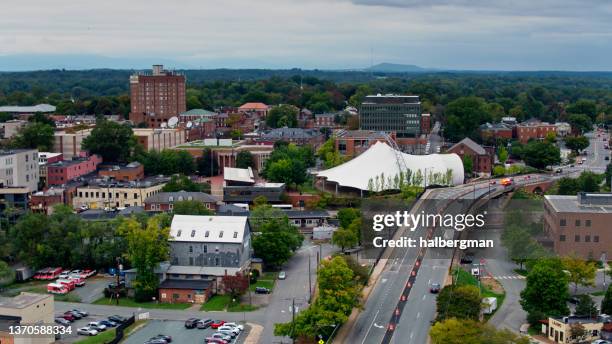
115;257;122;305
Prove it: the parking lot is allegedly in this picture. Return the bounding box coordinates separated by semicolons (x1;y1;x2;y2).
123;320;249;344
56;312;121;343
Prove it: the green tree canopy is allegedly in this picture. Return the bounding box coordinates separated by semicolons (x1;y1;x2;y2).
82;118;135;162
162;174;203;192
520;258;570;319
564;136;589;153
444;97;492;141
235;151;255;169
522;140;561;169
266;104;299;128
172;200;214;215
11;122;54;151
436;285;482;321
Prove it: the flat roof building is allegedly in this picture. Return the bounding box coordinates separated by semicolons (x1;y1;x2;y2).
0;292;54;344
359;94;422;138
544;192;612;259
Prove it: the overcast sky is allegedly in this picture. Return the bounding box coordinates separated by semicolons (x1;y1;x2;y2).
1;0;612;70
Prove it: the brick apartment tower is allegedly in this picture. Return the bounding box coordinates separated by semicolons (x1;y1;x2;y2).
129;65;186;128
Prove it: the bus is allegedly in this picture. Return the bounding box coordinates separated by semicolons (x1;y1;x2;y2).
47;283;69;295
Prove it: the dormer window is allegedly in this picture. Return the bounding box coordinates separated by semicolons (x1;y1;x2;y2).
177;230;182;237
191;230;196;237
169;196;174;202
233;232;238;238
188;196;193;201
205;231;210;238
178;196;184;201
219;231;224;238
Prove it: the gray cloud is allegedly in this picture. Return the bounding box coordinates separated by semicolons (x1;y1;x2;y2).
0;0;611;70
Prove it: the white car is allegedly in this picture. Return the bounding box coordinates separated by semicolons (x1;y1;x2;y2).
58;272;70;279
87;322;107;331
216;327;238;337
222;322;244;331
278;271;286;280
77;327;98;336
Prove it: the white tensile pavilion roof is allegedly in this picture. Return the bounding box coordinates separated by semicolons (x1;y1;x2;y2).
316;142;464;191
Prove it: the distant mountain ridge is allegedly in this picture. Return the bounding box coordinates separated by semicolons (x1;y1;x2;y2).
363;62;432;73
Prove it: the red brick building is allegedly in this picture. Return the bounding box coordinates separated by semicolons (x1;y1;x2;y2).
98;162;144;182
314;113;336;128
516;119;557;144
479;122;514;142
238;102;269;118
158;279;213;304
46;155;102;186
421;113;431;134
335;130;394;157
447;138;492;175
129;65;186;128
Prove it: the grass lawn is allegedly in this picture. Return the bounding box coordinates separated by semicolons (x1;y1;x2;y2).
93;296;191;310
591;290;606;297
249;279;275;292
75;320;147;344
453;268;506;319
201;295;231;311
200;294;260;312
1;283;81;302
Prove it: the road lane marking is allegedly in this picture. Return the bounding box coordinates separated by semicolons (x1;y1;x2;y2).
361;309;381;344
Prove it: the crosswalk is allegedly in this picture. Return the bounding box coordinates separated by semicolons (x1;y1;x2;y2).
493;275;526;280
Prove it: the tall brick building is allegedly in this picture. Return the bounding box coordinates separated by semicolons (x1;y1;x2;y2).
129;65;186;128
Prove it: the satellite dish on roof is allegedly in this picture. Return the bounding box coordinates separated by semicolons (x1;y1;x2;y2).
168;116;179;128
160;122;168;128
186;121;193;129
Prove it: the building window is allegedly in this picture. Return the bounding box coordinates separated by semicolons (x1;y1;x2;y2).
191;230;196;238
205;231;210;238
172;293;179;299
585;235;591;242
575;219;580;227
594;236;599;242
215;258;220;266
233;232;238;239
560;219;566;226
219;231;223;238
575;235;580;242
189;246;193;253
189;257;194;266
203;245;207;253
559;235;566;242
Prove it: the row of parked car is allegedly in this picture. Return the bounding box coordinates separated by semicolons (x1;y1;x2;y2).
55;310;128;337
184;318;245;343
45;269;97;295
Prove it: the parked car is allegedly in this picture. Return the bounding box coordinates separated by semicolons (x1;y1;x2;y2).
55;317;71;326
60;313;76;321
144;339;168;344
108;315;128;323
278;271;286;280
99;319;117;327
77;327;98;336
255;287;270;294
151;334;172;342
58;272;70;279
184;318;200;329
66;311;83;319
210;320;226;329
87;321;107;331
83;269;97;278
71;309;88;317
216;328;237;338
218;325;240;335
144;340;167;344
204;338;228;344
210;332;232;342
430;283;441;294
197;319;214;329
222;322;244;331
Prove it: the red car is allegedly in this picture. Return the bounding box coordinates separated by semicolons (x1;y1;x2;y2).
205;338;228;344
60;313;76;321
210;320;226;329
